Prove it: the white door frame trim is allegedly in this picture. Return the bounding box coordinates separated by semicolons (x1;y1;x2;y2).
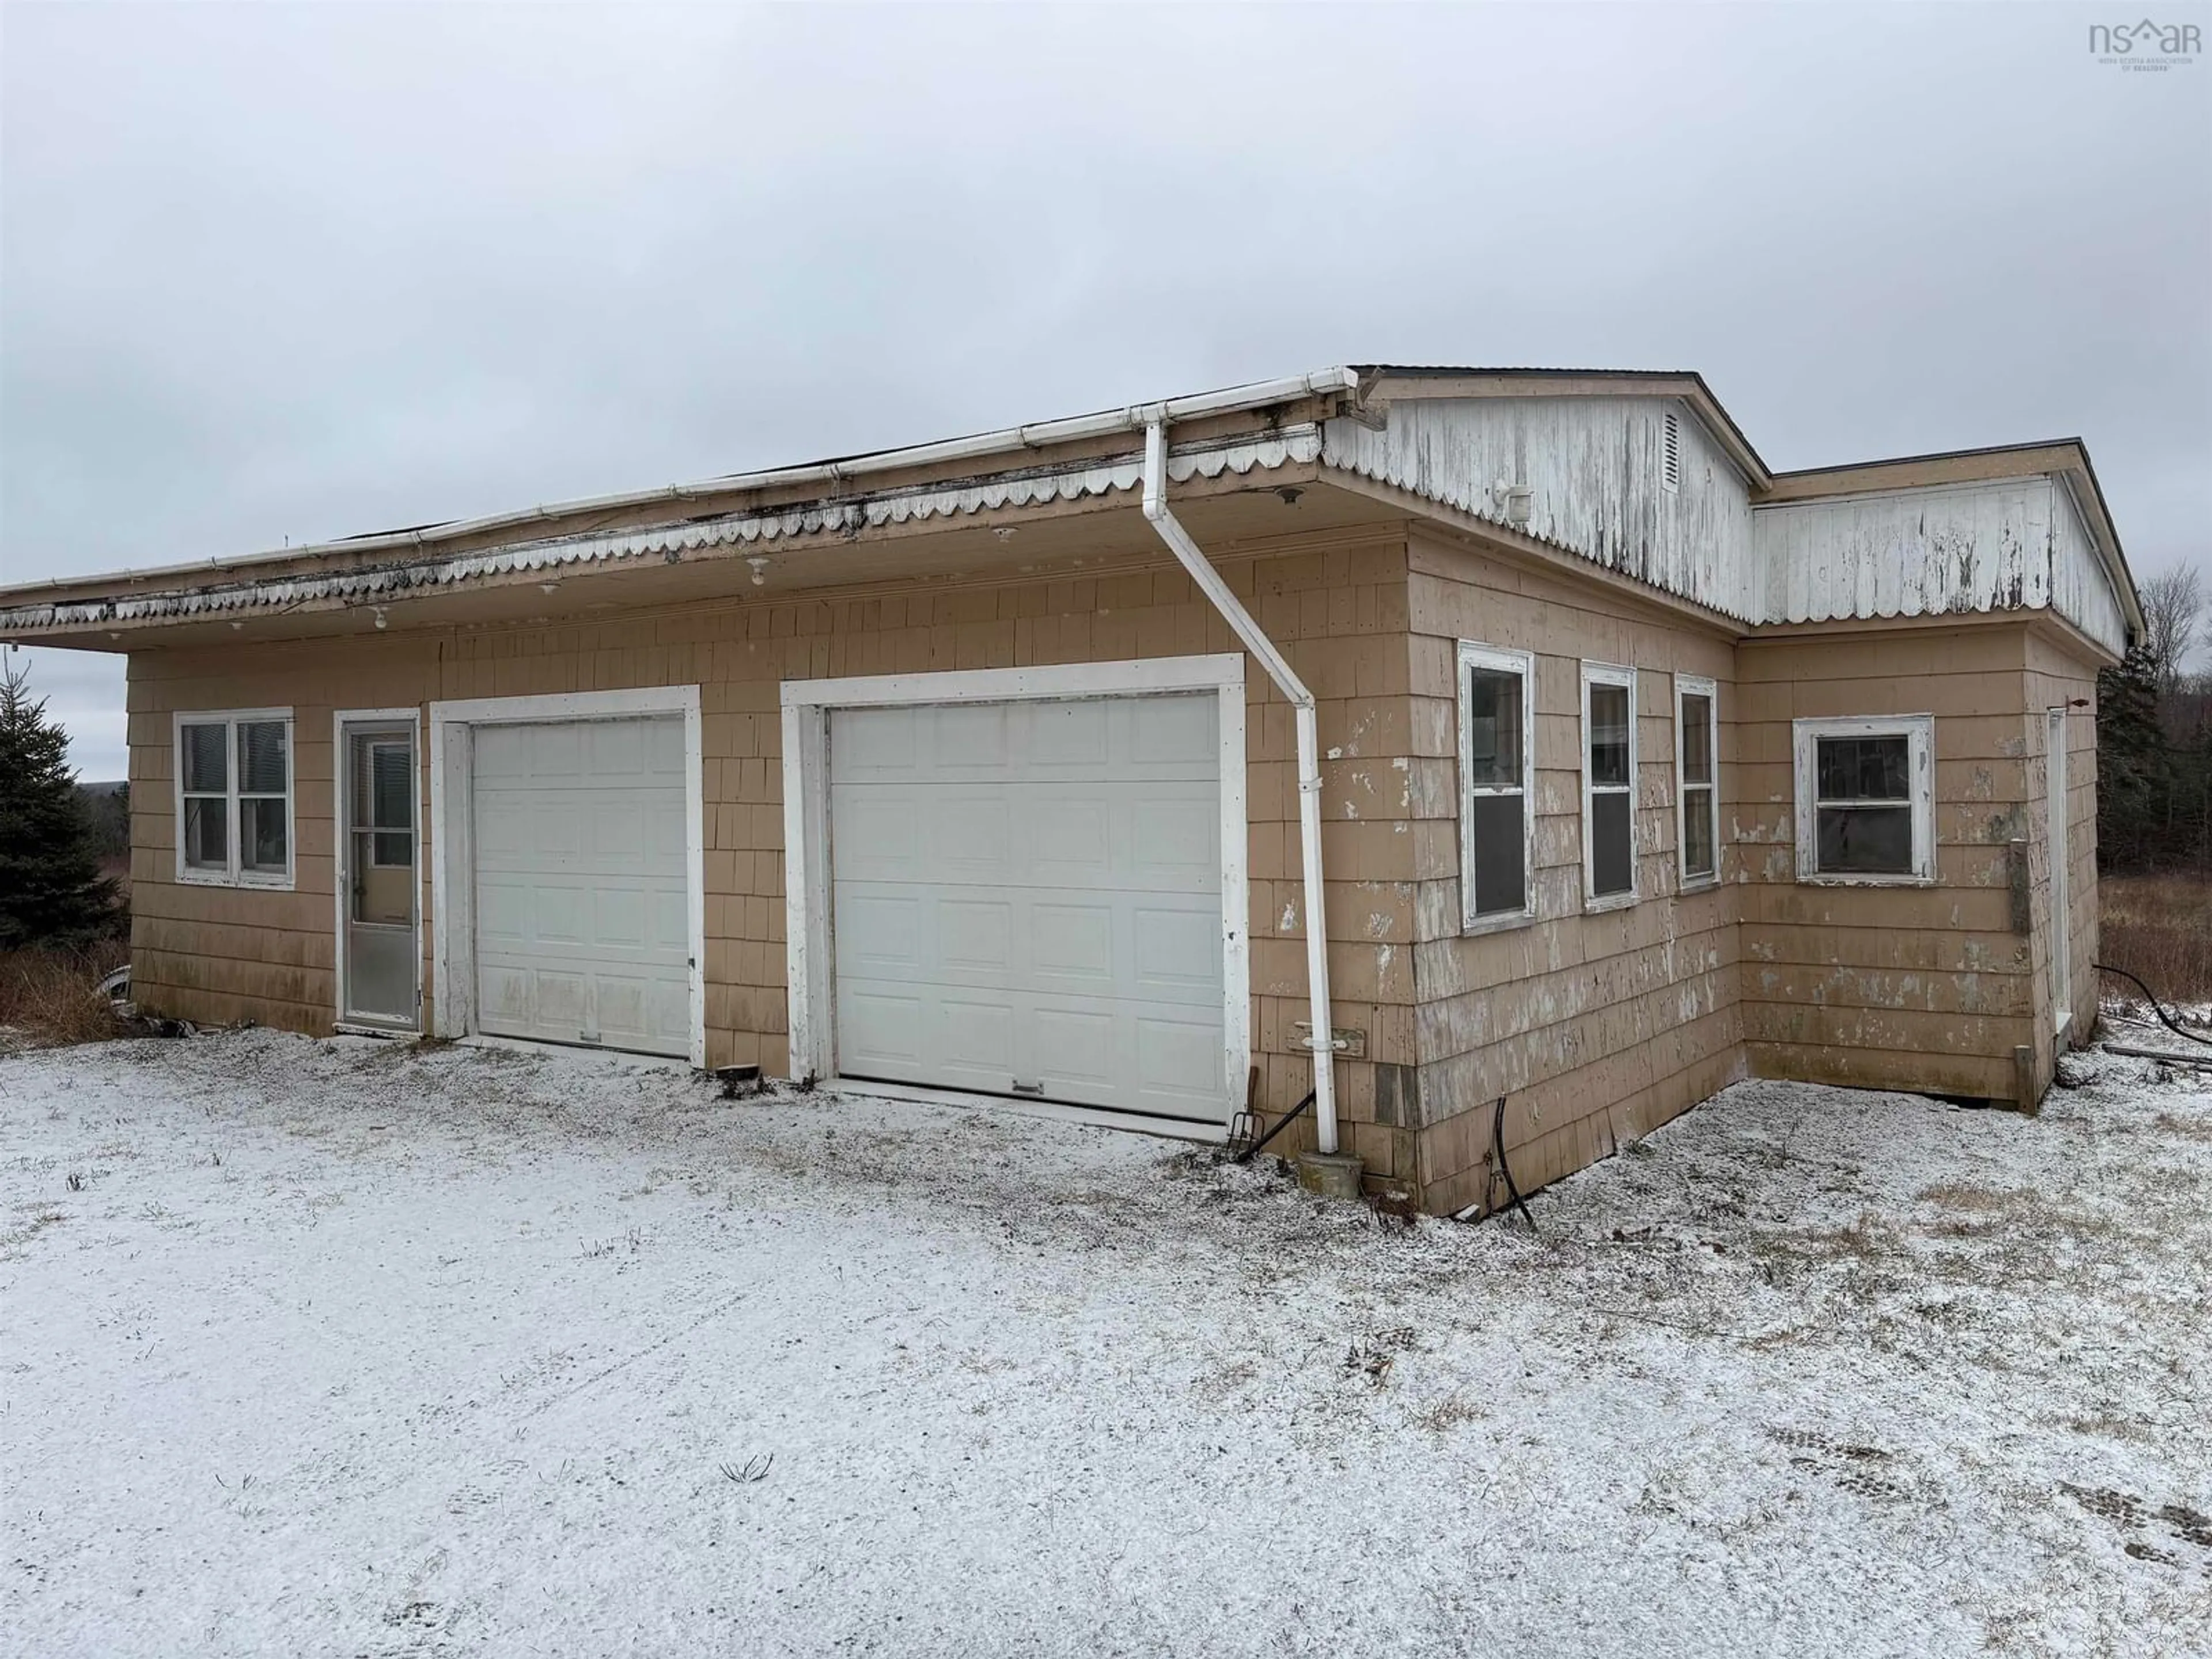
332;707;425;1033
778;654;1250;1118
426;685;707;1067
2047;705;2071;1037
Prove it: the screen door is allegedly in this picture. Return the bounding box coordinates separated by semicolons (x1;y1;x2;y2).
340;722;419;1029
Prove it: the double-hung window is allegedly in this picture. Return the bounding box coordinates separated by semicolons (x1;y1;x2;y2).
1581;662;1637;906
1793;714;1935;882
174;710;295;887
1676;675;1719;888
1455;641;1534;930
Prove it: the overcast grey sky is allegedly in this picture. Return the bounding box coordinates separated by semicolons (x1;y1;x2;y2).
4;2;2206;778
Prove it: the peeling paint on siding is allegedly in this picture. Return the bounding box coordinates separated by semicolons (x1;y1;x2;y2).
1324;396;1759;620
1324;398;2130;654
1754;478;2127;656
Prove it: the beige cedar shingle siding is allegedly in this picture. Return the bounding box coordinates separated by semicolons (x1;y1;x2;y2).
1399;528;1747;1217
120;515;2107;1211
1734;622;2100;1103
123;530;1423;1156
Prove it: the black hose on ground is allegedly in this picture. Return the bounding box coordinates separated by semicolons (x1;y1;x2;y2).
1490;1094;1535;1230
2094;964;2212;1048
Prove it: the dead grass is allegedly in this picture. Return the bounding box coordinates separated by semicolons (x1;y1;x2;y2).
2099;873;2212;1004
0;944;132;1050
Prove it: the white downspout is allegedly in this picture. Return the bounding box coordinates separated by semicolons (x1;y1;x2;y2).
1140;419;1342;1156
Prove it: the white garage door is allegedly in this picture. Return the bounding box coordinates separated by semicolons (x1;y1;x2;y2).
828;694;1229;1122
471;716;691;1058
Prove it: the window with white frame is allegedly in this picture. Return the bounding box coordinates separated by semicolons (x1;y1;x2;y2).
1676;675;1719;886
1793;714;1935;882
1581;662;1637;905
1455;641;1534;928
174;710;294;886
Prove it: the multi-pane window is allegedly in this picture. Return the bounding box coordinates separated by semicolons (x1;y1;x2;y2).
1676;675;1719;886
1582;663;1637;905
173;711;294;887
1793;714;1934;882
1455;641;1533;929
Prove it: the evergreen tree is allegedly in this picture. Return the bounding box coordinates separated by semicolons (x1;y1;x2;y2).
2096;645;2164;872
0;658;119;948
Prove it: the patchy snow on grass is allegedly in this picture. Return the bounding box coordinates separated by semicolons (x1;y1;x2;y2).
3;1031;2209;1657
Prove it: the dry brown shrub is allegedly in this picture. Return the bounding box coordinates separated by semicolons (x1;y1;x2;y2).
2098;873;2212;1005
0;944;131;1050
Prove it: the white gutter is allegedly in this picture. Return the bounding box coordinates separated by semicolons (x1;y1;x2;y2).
1;368;1363;602
1139;419;1342;1157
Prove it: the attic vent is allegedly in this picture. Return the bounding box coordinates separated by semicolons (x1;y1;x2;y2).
1661;411;1682;494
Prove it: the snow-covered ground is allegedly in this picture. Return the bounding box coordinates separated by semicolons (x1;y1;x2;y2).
4;1031;2208;1658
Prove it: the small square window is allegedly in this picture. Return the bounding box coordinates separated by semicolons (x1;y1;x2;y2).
1794;715;1934;882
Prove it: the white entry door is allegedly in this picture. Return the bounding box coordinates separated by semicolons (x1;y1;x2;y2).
828;694;1229;1122
470;715;691;1056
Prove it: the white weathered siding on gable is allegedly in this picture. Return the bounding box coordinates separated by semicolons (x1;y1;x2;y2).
1330;396;2130;655
1753;478;2128;656
1324;397;1760;621
2048;479;2128;656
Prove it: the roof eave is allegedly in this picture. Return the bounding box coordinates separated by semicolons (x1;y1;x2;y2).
0;366;1362;616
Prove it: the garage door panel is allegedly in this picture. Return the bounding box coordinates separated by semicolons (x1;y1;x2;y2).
938;999;1017;1080
471;715;691;1058
1028;1005;1116;1090
1028;902;1115;983
828;694;1229;1120
1131;905;1222;994
939;900;1014;972
833;796;922;880
930;797;1012;872
1127;799;1218;885
1128;694;1218;764
840;989;922;1069
837;891;923;971
933;704;1011;768
832;706;923;777
1135;1016;1234;1109
1027;700;1110;767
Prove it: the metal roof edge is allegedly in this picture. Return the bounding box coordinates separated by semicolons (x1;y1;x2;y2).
0;424;1325;640
0;366;1359;613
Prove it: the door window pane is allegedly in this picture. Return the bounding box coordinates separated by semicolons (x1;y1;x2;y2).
370;743;413;831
